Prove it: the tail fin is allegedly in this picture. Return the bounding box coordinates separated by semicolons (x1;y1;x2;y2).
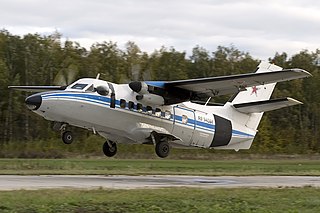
231;61;282;104
231;61;283;130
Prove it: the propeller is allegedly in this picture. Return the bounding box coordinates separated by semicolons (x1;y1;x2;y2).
129;81;148;94
130;64;152;81
53;67;78;86
131;64;141;81
128;63;153;94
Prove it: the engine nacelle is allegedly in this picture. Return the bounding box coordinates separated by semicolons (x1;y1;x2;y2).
129;81;149;94
136;94;164;106
96;85;109;96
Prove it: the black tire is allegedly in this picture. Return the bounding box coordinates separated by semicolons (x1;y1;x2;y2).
155;141;170;158
103;141;117;157
62;131;73;144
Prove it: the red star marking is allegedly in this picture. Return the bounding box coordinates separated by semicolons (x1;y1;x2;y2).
251;86;259;96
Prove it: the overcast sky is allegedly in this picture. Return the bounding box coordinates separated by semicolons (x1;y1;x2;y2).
1;0;320;60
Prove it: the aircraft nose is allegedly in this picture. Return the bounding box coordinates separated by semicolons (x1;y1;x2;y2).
25;94;42;110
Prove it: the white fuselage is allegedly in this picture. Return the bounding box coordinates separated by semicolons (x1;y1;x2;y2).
32;78;256;151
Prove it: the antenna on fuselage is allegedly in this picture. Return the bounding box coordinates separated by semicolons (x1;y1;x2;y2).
96;73;101;79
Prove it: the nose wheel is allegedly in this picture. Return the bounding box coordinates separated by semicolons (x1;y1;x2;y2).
62;131;73;144
103;140;117;157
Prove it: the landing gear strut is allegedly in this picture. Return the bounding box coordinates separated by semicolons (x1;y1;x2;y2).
103;140;117;157
54;122;74;145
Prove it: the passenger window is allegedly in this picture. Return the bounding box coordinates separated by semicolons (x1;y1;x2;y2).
165;110;171;119
146;106;153;114
128;101;135;110
120;99;126;108
182;115;188;124
161;111;165;117
137;103;143;112
155;108;161;117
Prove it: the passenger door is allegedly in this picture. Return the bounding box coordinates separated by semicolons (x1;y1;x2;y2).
172;106;195;145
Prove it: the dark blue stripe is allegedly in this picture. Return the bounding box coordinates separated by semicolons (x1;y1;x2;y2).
42;93;254;137
145;81;166;88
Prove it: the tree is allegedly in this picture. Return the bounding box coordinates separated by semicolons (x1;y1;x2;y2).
88;41;126;82
212;45;258;76
188;45;212;78
0;29;319;155
150;47;188;81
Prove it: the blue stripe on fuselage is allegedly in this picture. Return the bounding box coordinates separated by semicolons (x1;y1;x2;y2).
41;93;254;138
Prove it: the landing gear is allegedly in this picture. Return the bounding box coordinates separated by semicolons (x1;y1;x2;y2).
52;122;74;145
62;131;73;144
151;132;170;158
103;140;117;157
155;140;170;158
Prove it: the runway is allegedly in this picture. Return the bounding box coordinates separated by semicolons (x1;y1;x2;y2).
0;175;320;190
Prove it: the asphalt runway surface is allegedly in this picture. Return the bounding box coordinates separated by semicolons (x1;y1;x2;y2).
0;175;320;190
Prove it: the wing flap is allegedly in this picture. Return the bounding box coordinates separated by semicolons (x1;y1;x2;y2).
165;68;311;97
8;86;66;92
233;97;302;113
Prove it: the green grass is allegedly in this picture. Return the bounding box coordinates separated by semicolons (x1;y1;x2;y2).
0;158;320;175
0;187;319;212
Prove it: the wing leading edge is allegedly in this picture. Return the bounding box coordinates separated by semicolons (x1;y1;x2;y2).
8;86;66;92
163;68;311;97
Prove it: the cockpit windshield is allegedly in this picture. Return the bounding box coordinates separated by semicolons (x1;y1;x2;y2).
71;83;88;90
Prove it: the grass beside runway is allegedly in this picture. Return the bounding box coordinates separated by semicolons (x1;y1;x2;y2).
0;158;320;175
0;187;319;212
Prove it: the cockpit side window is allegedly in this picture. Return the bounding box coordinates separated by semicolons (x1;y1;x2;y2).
85;84;95;92
71;83;88;90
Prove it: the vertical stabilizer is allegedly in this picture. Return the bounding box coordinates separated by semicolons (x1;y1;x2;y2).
231;61;282;130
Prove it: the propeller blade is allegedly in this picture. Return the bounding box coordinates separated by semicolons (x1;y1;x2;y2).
53;68;78;86
131;64;141;81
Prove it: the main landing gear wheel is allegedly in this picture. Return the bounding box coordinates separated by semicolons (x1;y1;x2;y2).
103;140;117;157
62;131;73;144
155;141;170;158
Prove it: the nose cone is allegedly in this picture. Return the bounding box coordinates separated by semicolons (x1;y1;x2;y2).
25;95;42;110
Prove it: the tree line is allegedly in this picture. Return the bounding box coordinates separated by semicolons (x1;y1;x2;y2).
0;29;320;155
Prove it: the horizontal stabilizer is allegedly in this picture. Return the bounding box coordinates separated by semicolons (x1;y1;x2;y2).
233;97;302;113
8;86;66;92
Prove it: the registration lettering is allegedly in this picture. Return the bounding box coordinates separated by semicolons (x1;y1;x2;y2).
197;115;213;124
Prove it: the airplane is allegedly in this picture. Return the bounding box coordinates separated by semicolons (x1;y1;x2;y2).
9;61;311;158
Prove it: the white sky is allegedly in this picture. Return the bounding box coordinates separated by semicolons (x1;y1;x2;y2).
1;0;320;60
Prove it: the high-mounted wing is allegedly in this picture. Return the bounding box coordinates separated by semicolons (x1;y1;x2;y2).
8;86;66;92
131;66;311;105
163;68;311;97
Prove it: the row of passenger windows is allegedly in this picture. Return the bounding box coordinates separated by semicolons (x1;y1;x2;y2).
119;99;171;119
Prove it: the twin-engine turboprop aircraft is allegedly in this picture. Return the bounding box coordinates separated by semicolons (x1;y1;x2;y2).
9;62;311;158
